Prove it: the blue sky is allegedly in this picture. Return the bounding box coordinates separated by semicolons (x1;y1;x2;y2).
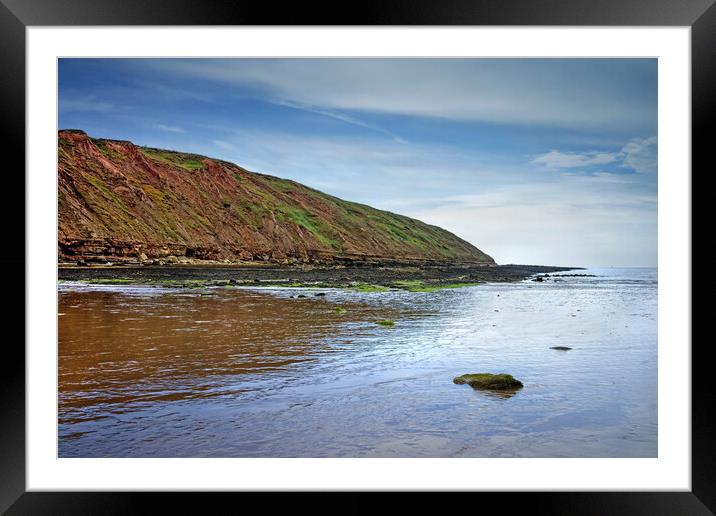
58;58;657;267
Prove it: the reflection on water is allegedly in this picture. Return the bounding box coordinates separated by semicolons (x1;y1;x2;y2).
58;268;657;457
474;388;522;399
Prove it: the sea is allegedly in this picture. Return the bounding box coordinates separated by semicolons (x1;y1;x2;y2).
58;267;657;457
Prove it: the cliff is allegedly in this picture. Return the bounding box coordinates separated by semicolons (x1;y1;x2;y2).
58;130;495;266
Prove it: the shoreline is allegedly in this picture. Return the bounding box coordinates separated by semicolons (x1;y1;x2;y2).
58;263;581;290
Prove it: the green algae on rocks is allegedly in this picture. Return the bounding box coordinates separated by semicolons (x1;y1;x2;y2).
392;280;479;292
453;373;523;390
352;284;390;292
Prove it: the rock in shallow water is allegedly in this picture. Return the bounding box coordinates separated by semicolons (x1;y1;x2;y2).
453;373;523;390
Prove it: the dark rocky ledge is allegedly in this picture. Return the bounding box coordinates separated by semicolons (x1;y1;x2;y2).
57;263;580;288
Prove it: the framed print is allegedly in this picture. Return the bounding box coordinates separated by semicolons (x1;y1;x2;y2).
2;0;710;513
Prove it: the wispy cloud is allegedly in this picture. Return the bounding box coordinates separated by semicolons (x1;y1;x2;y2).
274;100;406;143
59;95;117;114
152;123;185;133
532;150;618;169
212;140;238;152
151;58;657;131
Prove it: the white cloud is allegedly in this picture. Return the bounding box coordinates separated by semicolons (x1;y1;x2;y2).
533;136;657;174
59;95;117;113
621;136;657;173
152;123;185;133
532;150;618;169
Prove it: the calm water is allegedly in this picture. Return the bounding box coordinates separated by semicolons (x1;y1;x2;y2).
58;268;657;457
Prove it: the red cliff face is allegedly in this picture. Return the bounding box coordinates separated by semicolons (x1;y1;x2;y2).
57;130;495;266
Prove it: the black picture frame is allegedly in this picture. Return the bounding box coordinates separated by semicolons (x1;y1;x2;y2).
1;1;708;513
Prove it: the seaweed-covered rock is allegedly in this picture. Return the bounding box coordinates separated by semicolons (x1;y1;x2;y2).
453;373;523;390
